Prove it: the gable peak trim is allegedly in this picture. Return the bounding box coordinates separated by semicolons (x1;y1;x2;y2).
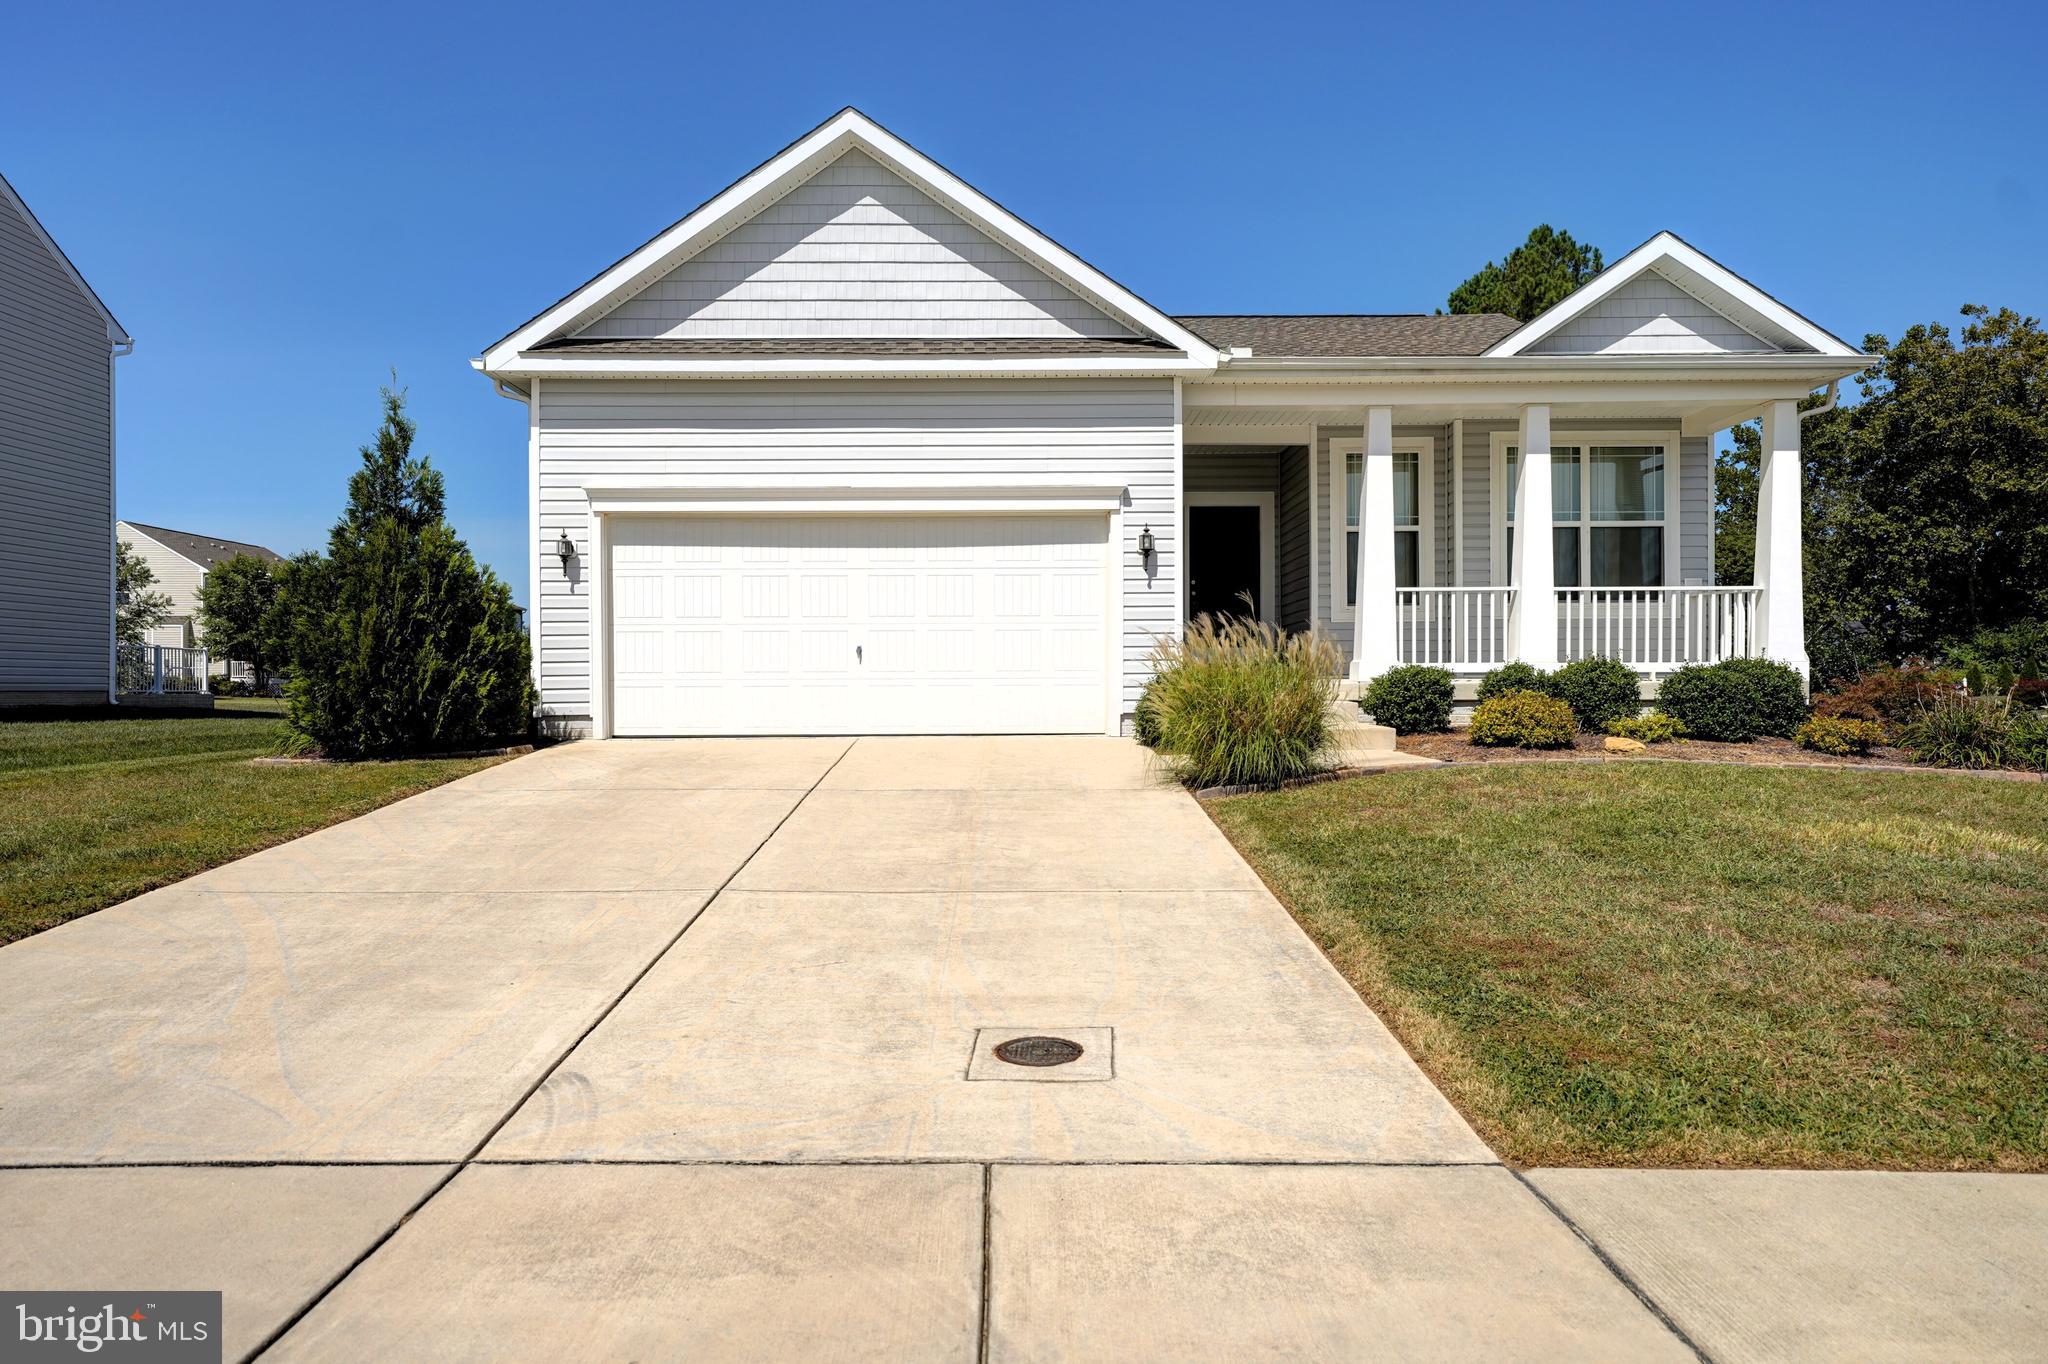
481;108;1215;370
1483;230;1860;360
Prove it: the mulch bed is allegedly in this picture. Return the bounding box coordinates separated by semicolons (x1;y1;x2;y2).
1397;730;2045;780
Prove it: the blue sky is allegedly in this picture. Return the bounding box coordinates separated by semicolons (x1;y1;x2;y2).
8;1;2042;607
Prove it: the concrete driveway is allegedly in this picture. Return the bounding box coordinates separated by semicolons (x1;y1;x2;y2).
3;737;2040;1361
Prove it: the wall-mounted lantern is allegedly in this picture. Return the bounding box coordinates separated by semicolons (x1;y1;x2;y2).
555;530;577;571
1138;524;1156;567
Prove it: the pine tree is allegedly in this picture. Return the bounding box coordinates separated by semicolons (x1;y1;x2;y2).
274;385;533;757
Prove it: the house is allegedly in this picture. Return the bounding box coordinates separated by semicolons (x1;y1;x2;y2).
115;521;283;666
1;171;132;707
477;110;1865;739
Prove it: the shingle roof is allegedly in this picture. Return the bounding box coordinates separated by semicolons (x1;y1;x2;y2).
120;522;283;569
528;336;1180;357
1173;313;1522;358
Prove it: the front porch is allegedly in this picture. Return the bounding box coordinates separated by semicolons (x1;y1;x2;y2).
1182;397;1810;687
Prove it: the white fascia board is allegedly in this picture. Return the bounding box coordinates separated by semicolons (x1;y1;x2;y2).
488;353;1214;380
480;109;1218;373
1;171;131;347
1483;231;1862;359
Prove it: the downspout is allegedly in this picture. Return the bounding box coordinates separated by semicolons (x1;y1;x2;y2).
1800;379;1838;424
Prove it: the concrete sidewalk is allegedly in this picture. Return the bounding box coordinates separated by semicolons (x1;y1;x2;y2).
3;736;2042;1361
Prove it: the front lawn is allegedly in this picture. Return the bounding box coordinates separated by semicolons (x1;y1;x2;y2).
1209;763;2048;1170
0;706;504;944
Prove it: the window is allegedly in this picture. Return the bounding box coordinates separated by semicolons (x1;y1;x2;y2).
1342;447;1424;604
1503;442;1666;587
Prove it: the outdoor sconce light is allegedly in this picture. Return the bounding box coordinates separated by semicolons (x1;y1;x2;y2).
1138;524;1156;566
554;530;577;570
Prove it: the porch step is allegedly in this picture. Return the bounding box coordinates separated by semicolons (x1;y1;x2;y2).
1326;697;1397;753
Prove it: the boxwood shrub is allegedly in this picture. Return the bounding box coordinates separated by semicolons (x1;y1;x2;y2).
1656;657;1808;741
1361;664;1455;734
1794;714;1886;757
1468;690;1576;748
1548;657;1641;731
1476;661;1551;703
1605;711;1688;744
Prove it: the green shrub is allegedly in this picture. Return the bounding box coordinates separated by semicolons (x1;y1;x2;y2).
1468;690;1576;748
2010;707;2048;771
1898;694;2014;769
1132;683;1165;748
1605;711;1688;744
1476;661;1551;703
1549;657;1641;731
1361;664;1455;734
1794;715;1887;757
272;387;534;759
1656;658;1808;742
1141;615;1340;787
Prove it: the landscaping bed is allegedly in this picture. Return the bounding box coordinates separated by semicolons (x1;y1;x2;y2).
0;708;505;944
1398;730;1928;770
1209;761;2048;1171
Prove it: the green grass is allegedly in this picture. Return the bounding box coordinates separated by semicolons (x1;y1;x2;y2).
1209;763;2048;1170
0;706;502;944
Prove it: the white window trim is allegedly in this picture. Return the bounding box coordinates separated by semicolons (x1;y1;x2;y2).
1184;490;1277;625
1329;436;1434;610
1488;430;1678;589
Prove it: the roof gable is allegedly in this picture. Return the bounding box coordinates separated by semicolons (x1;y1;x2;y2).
118;521;282;570
1485;232;1859;359
0;172;130;348
575;149;1141;342
483;110;1215;371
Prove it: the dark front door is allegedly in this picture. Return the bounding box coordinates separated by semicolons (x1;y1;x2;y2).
1189;504;1262;623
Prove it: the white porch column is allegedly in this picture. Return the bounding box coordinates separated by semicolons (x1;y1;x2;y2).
1350;406;1399;681
1506;403;1558;668
1755;399;1810;679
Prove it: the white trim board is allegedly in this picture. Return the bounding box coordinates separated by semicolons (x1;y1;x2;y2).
1185;491;1277;625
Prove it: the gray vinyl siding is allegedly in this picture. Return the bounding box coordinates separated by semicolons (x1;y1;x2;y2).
1275;447;1311;633
0;190;113;696
1184;446;1281;495
533;377;1177;727
1530;270;1776;355
577;150;1137;342
1680;435;1711;585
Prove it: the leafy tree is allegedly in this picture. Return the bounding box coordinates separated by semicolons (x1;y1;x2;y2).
272;384;533;757
1446;225;1605;321
196;554;280;685
114;538;173;646
1714;305;2048;685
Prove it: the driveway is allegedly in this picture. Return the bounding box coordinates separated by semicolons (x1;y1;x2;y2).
2;738;2038;1361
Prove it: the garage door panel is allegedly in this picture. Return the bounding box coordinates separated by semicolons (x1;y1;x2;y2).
608;514;1108;736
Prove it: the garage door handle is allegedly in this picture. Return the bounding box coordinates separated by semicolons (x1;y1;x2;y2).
855;644;862;664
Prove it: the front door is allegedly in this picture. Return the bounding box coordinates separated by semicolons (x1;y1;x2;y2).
1188;504;1263;623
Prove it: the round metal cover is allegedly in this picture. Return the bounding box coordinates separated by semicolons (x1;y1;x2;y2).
994;1035;1085;1067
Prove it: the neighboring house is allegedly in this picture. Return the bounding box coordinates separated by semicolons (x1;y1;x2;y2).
0;171;132;706
478;109;1866;739
115;522;283;663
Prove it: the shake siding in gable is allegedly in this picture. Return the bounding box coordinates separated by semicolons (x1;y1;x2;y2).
576;151;1139;342
0;191;113;695
533;377;1178;726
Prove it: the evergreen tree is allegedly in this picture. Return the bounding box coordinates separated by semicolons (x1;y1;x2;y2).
274;385;533;757
1446;225;1604;321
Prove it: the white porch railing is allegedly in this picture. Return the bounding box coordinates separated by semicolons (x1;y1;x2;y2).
1395;587;1515;670
1556;587;1762;670
117;643;211;695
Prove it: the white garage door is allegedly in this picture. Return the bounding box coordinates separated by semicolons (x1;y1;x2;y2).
608;514;1112;736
